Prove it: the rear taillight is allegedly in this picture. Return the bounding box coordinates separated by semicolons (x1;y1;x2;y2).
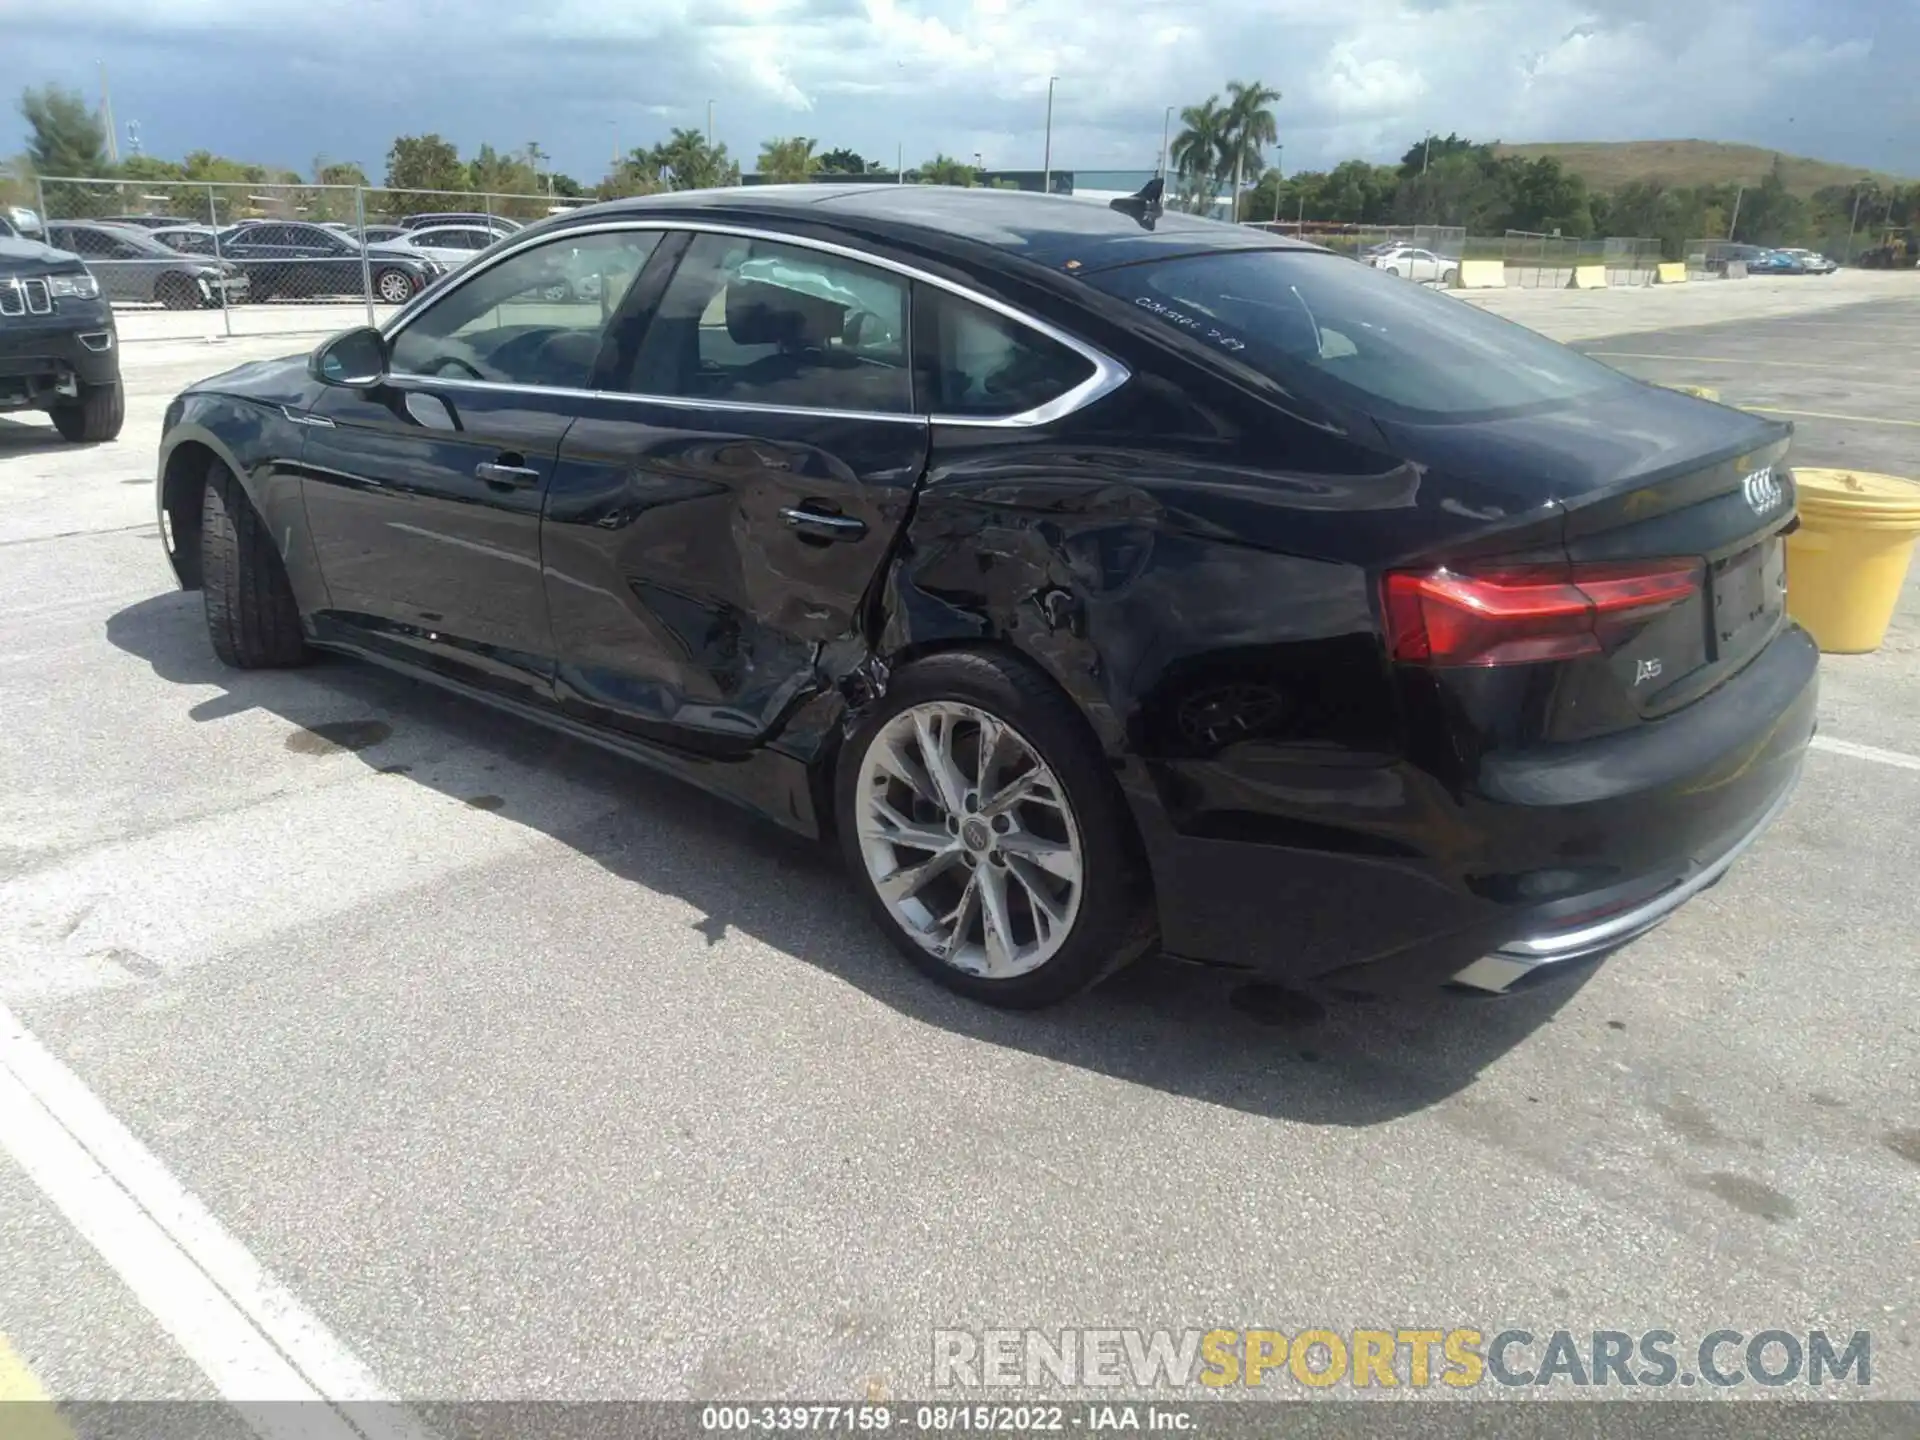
1383;559;1702;666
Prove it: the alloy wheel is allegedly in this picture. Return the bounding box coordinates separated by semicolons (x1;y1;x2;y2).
855;701;1084;979
376;270;414;304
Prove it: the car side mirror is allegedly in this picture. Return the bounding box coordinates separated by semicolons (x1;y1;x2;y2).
310;326;387;388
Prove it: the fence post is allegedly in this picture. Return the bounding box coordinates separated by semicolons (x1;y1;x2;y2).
209;184;232;339
34;176;48;232
357;186;375;328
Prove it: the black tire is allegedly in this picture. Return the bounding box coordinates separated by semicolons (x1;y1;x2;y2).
1442;267;1459;287
200;466;310;669
49;382;125;443
835;648;1155;1009
374;268;416;304
157;274;200;310
1385;265;1402;277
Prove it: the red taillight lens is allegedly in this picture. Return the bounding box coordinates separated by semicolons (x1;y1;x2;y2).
1383;559;1701;666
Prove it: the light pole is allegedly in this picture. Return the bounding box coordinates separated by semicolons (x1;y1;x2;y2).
706;100;714;150
1846;180;1870;262
1272;144;1283;225
1159;105;1173;181
1042;76;1057;194
1727;185;1745;241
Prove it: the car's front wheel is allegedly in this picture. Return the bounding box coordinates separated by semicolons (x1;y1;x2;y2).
374;268;416;304
49;382;124;443
200;465;310;669
836;650;1153;1008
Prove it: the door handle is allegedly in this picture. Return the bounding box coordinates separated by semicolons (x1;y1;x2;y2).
476;460;541;489
780;506;867;542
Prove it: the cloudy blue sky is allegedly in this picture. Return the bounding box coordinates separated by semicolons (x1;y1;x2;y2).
4;0;1913;183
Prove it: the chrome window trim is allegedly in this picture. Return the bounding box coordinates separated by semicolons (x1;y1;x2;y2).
379;217;1129;429
383;372;927;428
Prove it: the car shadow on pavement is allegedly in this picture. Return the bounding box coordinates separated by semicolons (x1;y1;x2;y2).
0;415;88;455
105;590;1593;1129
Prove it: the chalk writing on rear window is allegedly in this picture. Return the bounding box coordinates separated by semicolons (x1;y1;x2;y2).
1132;296;1246;352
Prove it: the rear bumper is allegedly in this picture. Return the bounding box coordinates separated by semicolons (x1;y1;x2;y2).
1138;624;1818;995
1450;762;1801;992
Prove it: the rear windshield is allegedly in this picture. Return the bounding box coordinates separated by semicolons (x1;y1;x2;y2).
1083;249;1634;421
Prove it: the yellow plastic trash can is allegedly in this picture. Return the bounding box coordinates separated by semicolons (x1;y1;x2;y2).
1783;468;1920;653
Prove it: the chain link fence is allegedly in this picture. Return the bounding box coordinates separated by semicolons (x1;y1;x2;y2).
1500;232;1661;289
34;176;589;340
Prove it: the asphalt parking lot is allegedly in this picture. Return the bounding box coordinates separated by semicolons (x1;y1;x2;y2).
1;275;1917;1428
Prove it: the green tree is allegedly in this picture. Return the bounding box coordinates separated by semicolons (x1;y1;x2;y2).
547;173;585;198
1316;159;1399;223
597;150;666;200
20;85;108;178
1220;79;1281;222
1170;96;1228;214
917;153;976;187
1397;132;1490;179
817;146;867;175
313;158;369;188
1494;155;1591;236
1730;155;1807;246
758;136;821;184
647;128;737;190
384;133;466;196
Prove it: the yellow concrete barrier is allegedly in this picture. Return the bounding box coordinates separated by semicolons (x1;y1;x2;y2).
1655;262;1688;284
1452;260;1506;290
1567;265;1608;290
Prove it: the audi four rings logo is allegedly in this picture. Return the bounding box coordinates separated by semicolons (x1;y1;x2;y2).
1743;466;1784;514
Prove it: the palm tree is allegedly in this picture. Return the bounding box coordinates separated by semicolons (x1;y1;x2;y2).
918;154;977;187
648;127;736;190
1170;97;1227;215
1221;79;1281;223
758;136;821;185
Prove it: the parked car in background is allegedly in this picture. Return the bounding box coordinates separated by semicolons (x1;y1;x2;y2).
1;205;47;240
152;184;1814;1009
1749;249;1809;276
45;221;249;309
399;212;522;235
357;225;410;246
382;224;501;269
0;230;124;440
151;225;225;258
212;220;440;303
1700;242;1770;275
97;214;196;231
1778;248;1838;275
1368;245;1459;285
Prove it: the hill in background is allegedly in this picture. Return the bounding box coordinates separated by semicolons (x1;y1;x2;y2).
1492;140;1908;196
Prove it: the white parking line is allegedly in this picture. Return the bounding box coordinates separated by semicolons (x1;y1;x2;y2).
1811;735;1920;773
0;1001;434;1440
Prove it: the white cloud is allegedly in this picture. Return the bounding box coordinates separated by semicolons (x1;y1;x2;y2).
2;0;1899;180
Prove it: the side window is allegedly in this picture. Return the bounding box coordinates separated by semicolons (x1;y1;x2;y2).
65;229;112;257
918;289;1095;419
623;233;910;414
388;230;661;390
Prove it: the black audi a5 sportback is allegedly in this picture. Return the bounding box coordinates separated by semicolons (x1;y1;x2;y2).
154;182;1815;1008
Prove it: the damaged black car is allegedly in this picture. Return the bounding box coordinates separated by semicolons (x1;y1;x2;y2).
154;184;1814;1008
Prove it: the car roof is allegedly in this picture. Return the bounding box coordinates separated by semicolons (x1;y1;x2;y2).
545;184;1321;276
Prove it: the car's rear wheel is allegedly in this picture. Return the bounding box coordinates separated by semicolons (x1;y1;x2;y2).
374;268;416;304
49;382;124;443
200;466;310;669
157;274;200;310
1442;267;1459;287
1385;265;1402;277
836;650;1154;1008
